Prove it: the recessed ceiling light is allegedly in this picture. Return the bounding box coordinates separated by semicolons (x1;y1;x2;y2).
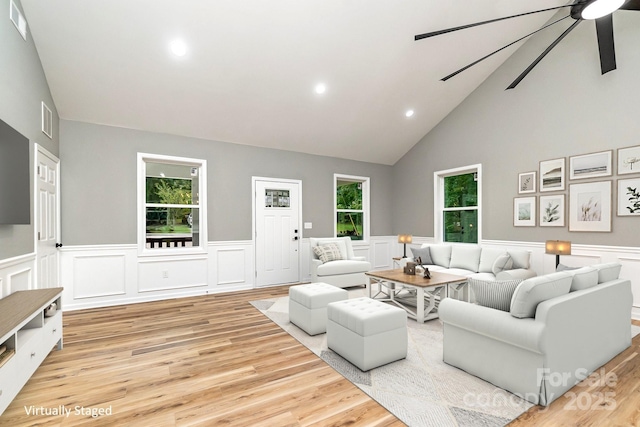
170;39;188;57
314;83;327;95
405;110;415;118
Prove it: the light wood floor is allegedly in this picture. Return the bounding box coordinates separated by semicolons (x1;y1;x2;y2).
0;286;639;426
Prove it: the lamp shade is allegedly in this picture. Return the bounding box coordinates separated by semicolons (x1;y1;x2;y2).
398;234;412;244
545;240;571;255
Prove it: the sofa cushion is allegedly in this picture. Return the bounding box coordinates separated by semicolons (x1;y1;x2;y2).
592;262;622;283
470;278;522;312
492;254;513;275
510;272;572;318
566;266;599;292
429;245;452;268
479;248;507;273
450;245;482;272
313;243;343;263
445;268;476;277
508;250;531;269
316;260;371;276
411;246;433;265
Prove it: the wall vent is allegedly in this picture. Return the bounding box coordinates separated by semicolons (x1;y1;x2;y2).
9;0;27;40
41;102;52;139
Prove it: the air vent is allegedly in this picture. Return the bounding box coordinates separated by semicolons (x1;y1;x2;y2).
41;102;52;139
9;0;27;40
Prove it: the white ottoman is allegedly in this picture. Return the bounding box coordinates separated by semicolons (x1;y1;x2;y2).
289;283;348;335
327;297;407;371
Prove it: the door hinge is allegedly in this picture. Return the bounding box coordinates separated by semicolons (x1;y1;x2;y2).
37;165;41;175
37;232;41;241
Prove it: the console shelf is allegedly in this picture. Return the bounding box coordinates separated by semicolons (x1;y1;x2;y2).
0;287;63;415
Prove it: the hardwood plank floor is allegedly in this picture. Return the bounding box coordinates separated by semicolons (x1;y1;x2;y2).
1;287;638;426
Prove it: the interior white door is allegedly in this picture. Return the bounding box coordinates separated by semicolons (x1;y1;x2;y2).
255;179;300;287
36;147;60;289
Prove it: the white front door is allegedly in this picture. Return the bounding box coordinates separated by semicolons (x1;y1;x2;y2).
254;178;301;287
35;146;60;289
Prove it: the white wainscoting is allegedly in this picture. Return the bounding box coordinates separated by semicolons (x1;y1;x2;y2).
0;253;35;297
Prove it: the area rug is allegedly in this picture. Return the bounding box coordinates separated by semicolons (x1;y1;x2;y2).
251;289;535;427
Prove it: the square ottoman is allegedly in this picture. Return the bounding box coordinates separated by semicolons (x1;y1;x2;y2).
327;297;407;371
289;282;348;335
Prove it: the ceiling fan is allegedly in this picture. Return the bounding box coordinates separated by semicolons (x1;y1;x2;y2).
415;0;640;89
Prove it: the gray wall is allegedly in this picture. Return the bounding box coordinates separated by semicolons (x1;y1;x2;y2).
0;0;59;260
60;120;393;244
393;12;640;247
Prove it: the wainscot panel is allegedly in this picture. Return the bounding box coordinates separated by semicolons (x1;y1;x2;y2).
0;253;35;297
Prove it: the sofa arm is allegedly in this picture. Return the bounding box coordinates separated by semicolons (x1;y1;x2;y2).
439;298;544;353
496;268;536;281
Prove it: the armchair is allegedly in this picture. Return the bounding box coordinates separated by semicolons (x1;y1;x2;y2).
309;237;372;288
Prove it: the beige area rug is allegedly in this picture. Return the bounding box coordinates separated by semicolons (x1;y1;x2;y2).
251;288;535;427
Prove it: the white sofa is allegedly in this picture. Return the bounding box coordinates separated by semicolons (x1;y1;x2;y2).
310;237;371;288
403;243;537;282
439;263;632;406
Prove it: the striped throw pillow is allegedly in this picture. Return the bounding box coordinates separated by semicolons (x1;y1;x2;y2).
313;243;343;263
469;278;522;312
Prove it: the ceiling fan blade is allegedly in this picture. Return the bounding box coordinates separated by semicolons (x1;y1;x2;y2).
507;19;582;90
441;16;570;81
620;0;640;10
596;15;616;74
415;4;576;40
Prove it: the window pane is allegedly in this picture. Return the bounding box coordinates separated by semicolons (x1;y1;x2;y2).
443;210;478;243
146;163;198;205
337;212;363;241
444;173;477;208
146;207;199;249
336;181;362;210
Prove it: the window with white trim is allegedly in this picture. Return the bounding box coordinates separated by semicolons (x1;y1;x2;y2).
138;153;207;254
435;165;481;244
334;174;369;241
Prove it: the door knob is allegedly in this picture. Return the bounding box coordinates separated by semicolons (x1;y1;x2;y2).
55;243;63;248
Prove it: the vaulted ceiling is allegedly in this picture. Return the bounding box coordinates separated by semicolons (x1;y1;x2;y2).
21;0;568;165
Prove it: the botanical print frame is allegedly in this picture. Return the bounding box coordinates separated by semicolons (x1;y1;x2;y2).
539;194;565;227
540;158;565;192
518;171;536;194
514;196;536;227
617;178;640;216
617;145;640;175
569;181;612;232
569;150;612;180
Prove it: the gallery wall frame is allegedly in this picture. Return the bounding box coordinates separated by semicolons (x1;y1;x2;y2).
518;171;536;194
569;150;612;180
569;181;612;232
540;158;565;192
514;196;536;227
539;194;565;227
617;145;640;175
617;178;640;216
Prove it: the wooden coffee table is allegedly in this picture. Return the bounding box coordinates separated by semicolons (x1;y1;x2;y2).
365;269;467;323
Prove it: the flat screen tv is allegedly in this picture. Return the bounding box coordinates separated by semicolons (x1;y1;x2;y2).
0;118;30;224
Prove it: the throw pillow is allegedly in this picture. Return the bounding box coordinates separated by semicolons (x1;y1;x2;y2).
410;246;433;265
508;250;531;269
491;254;513;275
510;272;572;319
469;278;521;312
566;266;599;292
556;263;579;272
313;243;343;263
592;262;622;284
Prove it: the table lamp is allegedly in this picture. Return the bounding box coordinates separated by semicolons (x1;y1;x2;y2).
398;234;412;258
545;240;571;268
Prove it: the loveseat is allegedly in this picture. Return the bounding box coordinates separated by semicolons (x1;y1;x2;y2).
310;237;372;288
404;244;537;282
439;262;632;406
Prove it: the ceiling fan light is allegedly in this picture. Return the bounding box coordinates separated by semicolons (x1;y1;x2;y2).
581;0;625;19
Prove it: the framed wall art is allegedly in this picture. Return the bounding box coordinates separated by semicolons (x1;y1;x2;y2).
569;150;612;180
569;181;612;232
518;171;536;194
514;196;536;227
617;178;640;216
539;194;565;227
617;145;640;175
540;158;565;192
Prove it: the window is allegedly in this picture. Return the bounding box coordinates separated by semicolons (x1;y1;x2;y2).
435;165;481;244
137;153;207;254
334;174;369;241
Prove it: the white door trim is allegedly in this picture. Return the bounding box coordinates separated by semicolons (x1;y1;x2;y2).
252;176;303;287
